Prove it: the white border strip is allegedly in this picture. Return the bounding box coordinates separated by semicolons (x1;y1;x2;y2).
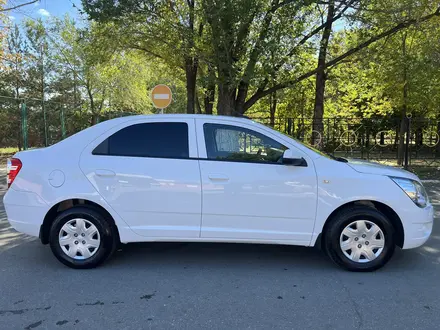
153;94;170;100
421;180;440;183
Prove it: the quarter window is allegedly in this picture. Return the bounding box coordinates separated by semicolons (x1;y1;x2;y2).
203;124;287;163
93;122;189;158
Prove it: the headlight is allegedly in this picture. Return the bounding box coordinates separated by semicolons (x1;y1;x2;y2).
390;177;429;208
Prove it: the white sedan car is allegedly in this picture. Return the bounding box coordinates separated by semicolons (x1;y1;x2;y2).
3;115;433;271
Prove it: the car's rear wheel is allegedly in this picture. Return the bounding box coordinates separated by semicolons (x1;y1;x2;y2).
323;205;396;272
49;206;117;269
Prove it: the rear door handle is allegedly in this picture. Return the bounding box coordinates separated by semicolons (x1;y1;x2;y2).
95;169;116;177
208;174;229;181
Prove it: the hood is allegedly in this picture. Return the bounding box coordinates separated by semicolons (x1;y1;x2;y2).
346;158;419;181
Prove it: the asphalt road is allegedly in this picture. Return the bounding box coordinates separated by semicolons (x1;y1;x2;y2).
0;173;439;329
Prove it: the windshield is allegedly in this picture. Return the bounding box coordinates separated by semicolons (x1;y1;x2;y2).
275;130;334;159
276;130;347;162
291;137;335;159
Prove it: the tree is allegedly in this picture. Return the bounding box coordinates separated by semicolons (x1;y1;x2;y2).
0;0;38;12
0;24;29;149
243;2;440;115
350;0;440;164
0;1;40;68
82;0;205;115
312;0;335;141
85;0;440;119
201;0;315;115
51;18;133;124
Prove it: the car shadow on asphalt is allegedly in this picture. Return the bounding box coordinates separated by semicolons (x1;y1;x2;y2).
102;239;438;273
108;241;332;270
0;209;36;254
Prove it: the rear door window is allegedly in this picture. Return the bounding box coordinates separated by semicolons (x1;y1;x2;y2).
93;122;189;159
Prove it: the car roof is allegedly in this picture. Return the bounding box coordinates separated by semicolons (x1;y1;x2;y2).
110;113;256;124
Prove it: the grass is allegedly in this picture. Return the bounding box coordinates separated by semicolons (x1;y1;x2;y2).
408;166;440;181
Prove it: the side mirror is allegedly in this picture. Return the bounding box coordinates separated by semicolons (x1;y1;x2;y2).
282;149;307;167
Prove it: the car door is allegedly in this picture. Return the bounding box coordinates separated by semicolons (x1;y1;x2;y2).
196;119;317;245
80;118;202;238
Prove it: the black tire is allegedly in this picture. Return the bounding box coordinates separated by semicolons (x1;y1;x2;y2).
323;205;396;272
49;206;118;269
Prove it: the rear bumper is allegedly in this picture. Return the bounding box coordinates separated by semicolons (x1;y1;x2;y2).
3;189;48;238
402;204;434;249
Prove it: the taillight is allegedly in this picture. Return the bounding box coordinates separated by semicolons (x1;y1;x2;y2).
6;158;22;188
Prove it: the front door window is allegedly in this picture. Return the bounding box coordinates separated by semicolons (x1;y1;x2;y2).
203;123;287;163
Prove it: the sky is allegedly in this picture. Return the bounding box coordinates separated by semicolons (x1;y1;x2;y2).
6;1;347;29
7;0;82;23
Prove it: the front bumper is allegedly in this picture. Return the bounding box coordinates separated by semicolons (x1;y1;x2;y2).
402;204;434;249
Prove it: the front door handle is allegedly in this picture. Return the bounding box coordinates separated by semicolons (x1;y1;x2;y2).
208;174;229;181
95;169;116;177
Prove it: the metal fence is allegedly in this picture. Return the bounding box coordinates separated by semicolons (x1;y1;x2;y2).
0;96;137;150
259;117;440;168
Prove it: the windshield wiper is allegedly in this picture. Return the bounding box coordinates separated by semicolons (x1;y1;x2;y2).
327;153;348;163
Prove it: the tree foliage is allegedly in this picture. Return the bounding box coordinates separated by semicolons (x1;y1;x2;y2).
0;14;183;148
81;0;440;119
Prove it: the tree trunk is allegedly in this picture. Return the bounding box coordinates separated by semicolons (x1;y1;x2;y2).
91;113;99;126
87;94;98;126
217;84;236;116
436;118;440;156
269;90;277;127
366;129;370;148
397;33;408;166
397;117;408;166
394;126;399;148
17;113;22;151
195;95;202;114
185;57;198;114
183;0;199;115
312;0;335;144
73;65;78;109
204;66;215;114
416;128;423;146
204;83;215;115
16;87;22;151
235;81;248;115
235;0;276;115
15;60;22;151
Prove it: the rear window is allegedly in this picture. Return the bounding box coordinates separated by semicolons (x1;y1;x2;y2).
93;122;189;159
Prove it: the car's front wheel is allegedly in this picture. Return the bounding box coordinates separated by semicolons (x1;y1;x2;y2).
49;206;117;269
324;205;396;272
